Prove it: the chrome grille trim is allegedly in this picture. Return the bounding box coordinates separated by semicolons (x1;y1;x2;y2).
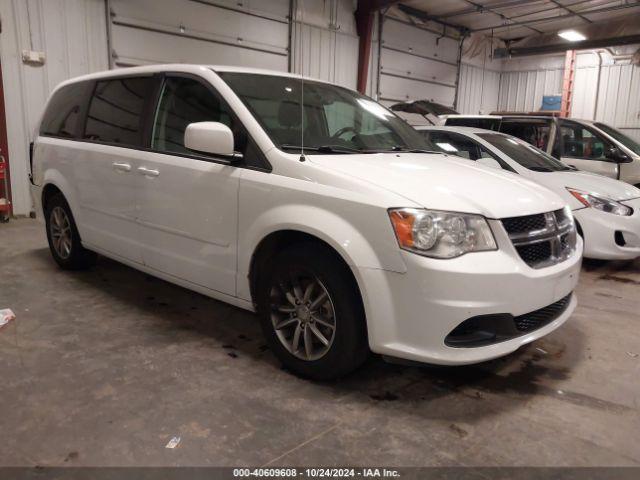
502;209;577;269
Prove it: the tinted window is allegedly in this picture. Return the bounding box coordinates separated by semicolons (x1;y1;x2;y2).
152;77;235;155
560;121;612;160
83;77;151;147
219;72;429;154
478;133;573;172
500;120;552;151
445;117;501;131
151;76;266;169
40;82;90;138
594;122;640;155
425;131;512;170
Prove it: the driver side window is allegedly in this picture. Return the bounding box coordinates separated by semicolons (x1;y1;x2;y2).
152;76;246;155
560;122;611;160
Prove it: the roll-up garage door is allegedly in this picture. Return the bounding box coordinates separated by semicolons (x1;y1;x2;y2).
379;18;459;108
109;0;290;71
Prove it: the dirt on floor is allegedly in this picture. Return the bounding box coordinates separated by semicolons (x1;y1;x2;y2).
1;218;639;467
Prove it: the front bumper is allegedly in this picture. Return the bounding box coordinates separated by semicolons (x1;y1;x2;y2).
356;229;582;366
575;197;640;260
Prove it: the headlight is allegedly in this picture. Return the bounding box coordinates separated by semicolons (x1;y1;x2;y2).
567;188;632;216
388;208;497;258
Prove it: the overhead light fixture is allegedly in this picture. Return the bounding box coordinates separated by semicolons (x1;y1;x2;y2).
558;30;586;42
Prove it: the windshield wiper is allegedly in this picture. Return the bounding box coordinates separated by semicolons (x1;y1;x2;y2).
528;166;554;172
280;144;365;154
374;146;443;154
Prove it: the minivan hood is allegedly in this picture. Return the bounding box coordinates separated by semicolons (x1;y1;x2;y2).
310;153;565;218
526;170;640;202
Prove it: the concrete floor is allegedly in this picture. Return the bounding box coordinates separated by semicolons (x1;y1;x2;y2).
1;218;640;467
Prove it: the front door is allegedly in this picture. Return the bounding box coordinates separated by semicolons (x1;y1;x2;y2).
136;75;241;296
559;120;618;178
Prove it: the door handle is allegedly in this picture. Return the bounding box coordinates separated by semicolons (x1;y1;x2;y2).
137;166;159;177
112;162;131;172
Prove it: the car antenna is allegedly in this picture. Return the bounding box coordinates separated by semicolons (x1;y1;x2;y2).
298;0;306;162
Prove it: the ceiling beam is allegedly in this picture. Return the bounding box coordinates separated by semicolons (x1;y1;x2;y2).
472;1;640;33
548;0;592;23
396;4;469;34
433;0;547;19
497;33;640;57
460;0;544;34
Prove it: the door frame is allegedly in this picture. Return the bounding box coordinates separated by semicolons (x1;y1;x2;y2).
0;57;13;216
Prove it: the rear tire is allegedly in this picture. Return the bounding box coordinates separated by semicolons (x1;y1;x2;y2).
257;243;369;380
45;193;97;270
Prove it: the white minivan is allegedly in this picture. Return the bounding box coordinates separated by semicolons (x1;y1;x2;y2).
31;65;582;379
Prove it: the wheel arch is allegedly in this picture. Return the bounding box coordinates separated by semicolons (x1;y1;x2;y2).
248;229;364;310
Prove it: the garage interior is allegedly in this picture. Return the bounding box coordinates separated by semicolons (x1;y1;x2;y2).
2;0;640;470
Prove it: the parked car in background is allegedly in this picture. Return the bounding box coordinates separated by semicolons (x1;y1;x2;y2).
31;65;582;379
418;126;640;260
443;114;640;187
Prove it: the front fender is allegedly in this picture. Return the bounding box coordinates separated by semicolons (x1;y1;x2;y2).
236;203;407;302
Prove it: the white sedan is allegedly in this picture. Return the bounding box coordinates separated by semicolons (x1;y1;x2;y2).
418;126;640;260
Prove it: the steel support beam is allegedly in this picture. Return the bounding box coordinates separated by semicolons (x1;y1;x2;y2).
355;1;402;94
496;34;640;58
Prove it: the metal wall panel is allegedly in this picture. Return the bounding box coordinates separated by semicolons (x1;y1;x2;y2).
290;0;359;90
457;63;500;114
594;63;640;143
571;66;599;120
379;17;459;106
498;69;563;112
0;0;108;215
110;0;289;68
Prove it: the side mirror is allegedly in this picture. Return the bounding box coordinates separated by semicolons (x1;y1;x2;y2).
605;146;632;164
477;157;502;170
184;122;235;157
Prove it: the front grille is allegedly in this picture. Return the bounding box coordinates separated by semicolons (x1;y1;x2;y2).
514;293;572;332
501;209;577;269
516;242;552;266
502;214;547;235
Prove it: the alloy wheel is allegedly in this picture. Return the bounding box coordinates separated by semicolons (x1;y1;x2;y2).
50;206;73;259
269;271;337;361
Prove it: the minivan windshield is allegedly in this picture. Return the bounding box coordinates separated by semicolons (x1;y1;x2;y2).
478;133;574;172
218;72;432;154
594;122;640;155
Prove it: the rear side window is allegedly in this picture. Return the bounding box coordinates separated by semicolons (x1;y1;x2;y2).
83;77;152;147
40;82;90;138
500;120;552;152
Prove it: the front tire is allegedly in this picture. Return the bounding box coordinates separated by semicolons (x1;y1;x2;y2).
45;193;97;270
257;244;369;380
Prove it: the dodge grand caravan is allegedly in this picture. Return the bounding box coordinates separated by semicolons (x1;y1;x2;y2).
31;65;582;379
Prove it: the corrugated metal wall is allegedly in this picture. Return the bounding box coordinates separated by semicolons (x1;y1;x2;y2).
457;63;500;114
3;1;637;215
499;51;640;142
593;63;640;142
0;0;108;216
498;68;563;113
290;0;359;90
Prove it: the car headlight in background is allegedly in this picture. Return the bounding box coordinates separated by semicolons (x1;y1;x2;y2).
388;208;497;258
566;188;633;216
